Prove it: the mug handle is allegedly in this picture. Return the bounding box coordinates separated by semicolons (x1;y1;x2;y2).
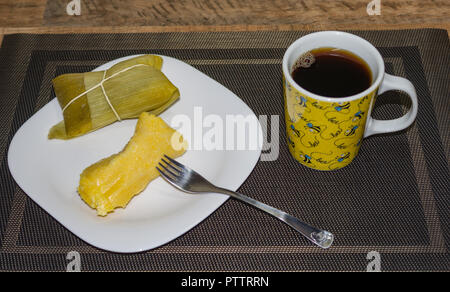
364;73;418;138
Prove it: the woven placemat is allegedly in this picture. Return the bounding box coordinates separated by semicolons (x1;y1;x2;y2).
0;29;448;271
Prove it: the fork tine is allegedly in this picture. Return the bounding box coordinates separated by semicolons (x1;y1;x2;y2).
158;162;179;180
163;154;186;170
156;166;183;190
161;158;182;174
156;166;173;182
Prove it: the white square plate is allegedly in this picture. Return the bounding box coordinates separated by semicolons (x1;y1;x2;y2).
8;55;262;253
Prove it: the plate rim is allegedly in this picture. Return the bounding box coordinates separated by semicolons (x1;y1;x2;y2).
7;54;263;253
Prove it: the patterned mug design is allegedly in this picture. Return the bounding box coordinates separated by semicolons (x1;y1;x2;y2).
282;32;418;171
284;78;378;170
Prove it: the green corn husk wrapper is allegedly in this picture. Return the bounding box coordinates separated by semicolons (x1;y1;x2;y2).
48;55;180;140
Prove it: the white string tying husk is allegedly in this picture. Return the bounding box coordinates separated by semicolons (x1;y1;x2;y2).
61;63;147;122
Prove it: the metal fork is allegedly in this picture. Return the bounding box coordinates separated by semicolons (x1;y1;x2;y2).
156;155;334;249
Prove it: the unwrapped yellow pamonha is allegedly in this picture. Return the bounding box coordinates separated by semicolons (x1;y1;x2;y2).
49;55;179;140
78;112;187;216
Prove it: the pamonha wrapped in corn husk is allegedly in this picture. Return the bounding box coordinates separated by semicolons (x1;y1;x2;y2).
48;55;179;139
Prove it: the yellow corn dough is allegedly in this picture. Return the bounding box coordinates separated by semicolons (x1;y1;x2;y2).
78;112;187;216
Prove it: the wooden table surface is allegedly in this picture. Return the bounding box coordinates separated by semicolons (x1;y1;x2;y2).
0;0;449;44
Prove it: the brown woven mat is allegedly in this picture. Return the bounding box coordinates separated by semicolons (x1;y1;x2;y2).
0;29;449;271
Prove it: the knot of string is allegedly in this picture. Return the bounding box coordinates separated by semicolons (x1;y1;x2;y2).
61;64;146;122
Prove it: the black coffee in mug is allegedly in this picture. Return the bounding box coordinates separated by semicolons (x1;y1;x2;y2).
291;47;372;98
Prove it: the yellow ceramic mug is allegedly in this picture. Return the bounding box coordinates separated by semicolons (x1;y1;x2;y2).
283;31;418;170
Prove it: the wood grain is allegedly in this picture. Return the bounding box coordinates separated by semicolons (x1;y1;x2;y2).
0;0;47;26
0;0;448;28
42;0;450;27
0;0;448;46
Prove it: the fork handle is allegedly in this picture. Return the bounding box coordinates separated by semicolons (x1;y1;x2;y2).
214;187;334;249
